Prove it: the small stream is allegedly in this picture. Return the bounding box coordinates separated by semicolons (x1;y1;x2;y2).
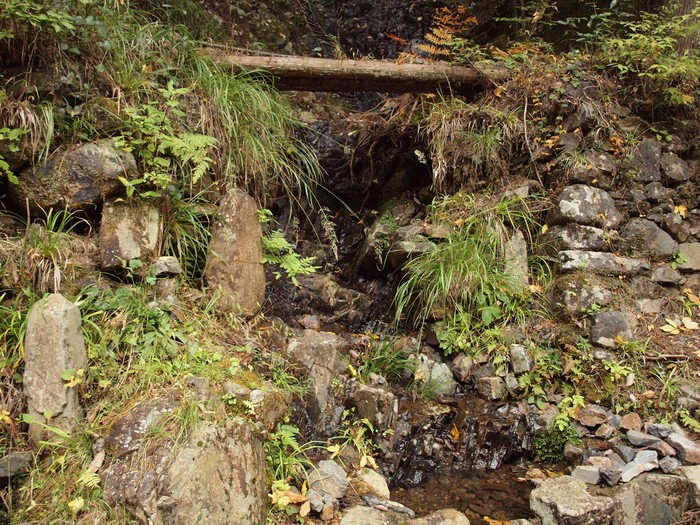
392;467;534;524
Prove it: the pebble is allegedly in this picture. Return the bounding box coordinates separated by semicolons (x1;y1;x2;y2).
619;412;643;432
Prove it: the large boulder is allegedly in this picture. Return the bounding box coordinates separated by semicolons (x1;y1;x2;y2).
618;219;677;261
204;189;266;314
8;140;134;215
550;185;624;229
99;199;160;269
103;417;267;525
23;293;87;444
530;476;615;525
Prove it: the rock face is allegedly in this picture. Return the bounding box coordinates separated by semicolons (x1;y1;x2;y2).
103;418;267;525
9;140;134;214
295;273;371;327
559;251;650;274
285;330;347;425
204;189;266;314
504;230;529;291
618;219;678;261
530;476;615;525
23;293;87;444
590;311;635;347
99;199;160;269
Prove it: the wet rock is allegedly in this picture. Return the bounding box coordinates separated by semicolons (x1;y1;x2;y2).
476;376;506;401
619;413;643;432
295;273;371;326
559;251;650;274
103;419;266;525
530;403;560;435
659;456;682;474
505;373;520;394
618;219;678;261
677;243;700;271
510;344;531;374
544;224;608;252
349;468;391;500
666;433;700;464
632;138;662;183
550;185;624;229
23;293;87;444
590;311;635;347
661;152;692;182
99;199;160;269
0;452;32;478
663;212;691;243
550;273;613;315
573;465;601;485
286;330;347;425
407;508;471;525
412;353;458;397
450;353;473;382
387;235;437;270
8;140;133;214
621;450;659;483
353;383;397;431
504;230;529;291
356;220;394;274
577;404;609;427
530;475;615;524
204;189;265;314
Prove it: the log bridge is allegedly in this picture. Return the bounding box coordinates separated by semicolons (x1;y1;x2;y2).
204;49;510;94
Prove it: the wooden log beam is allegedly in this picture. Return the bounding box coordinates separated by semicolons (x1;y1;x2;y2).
204;50;510;94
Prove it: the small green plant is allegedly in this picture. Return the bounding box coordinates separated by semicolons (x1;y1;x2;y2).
328;411;378;469
356;339;415;382
115;81;217;196
258;210;319;286
265;424;317;484
678;409;700;433
534;424;582;463
0;127;29;183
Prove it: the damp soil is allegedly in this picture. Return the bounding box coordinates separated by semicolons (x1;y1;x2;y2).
392;466;534;525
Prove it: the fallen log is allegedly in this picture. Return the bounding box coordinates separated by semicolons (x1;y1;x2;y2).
204;49;510;94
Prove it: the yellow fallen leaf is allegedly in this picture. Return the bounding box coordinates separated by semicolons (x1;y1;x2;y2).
647;324;655;332
675;204;688;218
682;317;699;330
451;422;460;442
685;291;700;304
541;224;549;234
68;497;84;514
661;319;681;335
327;443;341;459
529;284;544;294
366;455;378;470
348;364;357;377
300;500;311;517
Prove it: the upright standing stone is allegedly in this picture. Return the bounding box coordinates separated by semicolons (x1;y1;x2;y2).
504;230;529;291
23;294;87;444
99;199;160;269
204;189;266;314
